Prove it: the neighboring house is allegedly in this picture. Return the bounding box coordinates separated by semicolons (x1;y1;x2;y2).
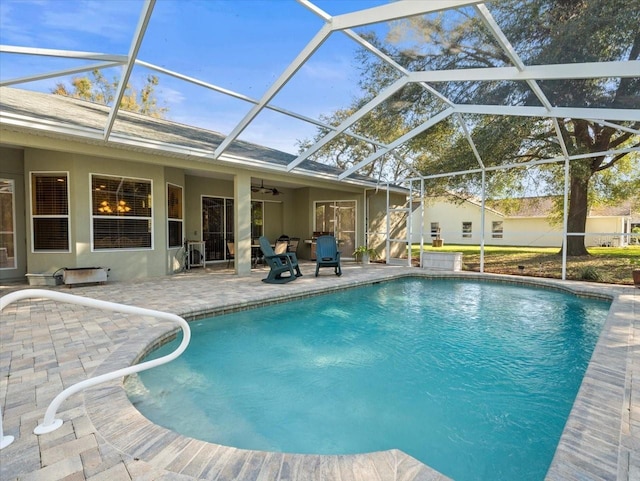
411;196;637;248
0;87;406;283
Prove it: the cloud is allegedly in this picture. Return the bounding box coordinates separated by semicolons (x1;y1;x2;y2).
0;1;44;45
40;0;136;41
300;58;350;81
0;0;138;50
157;86;186;106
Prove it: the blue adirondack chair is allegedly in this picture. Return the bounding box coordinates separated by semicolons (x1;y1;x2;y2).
315;235;342;277
259;236;301;283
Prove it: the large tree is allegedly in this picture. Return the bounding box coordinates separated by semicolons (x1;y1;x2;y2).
52;69;168;118
305;0;639;255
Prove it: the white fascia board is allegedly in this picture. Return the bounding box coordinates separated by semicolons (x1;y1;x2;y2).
1;113;364;186
456;104;640;122
331;0;484;30
1;112;107;139
1;61;122;87
0;45;127;63
410;60;640;83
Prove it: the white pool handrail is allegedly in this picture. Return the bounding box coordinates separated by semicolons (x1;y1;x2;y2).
0;407;14;449
0;288;191;443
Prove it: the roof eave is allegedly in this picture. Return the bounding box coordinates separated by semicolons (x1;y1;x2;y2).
0;111;397;192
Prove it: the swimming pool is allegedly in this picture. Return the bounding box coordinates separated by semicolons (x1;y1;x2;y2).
126;278;610;481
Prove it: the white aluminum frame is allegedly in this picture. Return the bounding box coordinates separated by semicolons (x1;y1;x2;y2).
1;1;635;187
1;1;638;278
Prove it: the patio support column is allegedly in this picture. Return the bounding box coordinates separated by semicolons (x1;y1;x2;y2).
234;172;252;276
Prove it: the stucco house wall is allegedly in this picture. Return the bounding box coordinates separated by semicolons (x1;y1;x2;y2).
500;217;562;247
367;191;410;259
2;137;392;281
1;88;409;281
412;198;633;247
418;200;504;245
585;216;628;247
24;147;170;281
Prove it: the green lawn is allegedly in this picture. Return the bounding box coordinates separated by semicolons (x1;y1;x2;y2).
411;244;640;285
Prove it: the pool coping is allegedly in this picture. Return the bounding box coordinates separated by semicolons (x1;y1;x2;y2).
81;270;637;481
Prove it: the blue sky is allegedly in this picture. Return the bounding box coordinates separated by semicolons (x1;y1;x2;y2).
0;0;390;153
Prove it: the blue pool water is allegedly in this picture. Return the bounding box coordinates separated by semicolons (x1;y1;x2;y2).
126;278;610;481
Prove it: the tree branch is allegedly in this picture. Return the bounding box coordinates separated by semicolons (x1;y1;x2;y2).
594;140;640;172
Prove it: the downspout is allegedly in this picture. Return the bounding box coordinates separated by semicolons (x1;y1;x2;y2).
364;188;373;249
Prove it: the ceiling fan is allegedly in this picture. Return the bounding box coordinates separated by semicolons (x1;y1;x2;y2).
251;180;283;196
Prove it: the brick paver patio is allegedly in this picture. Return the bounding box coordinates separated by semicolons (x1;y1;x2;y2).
1;263;637;480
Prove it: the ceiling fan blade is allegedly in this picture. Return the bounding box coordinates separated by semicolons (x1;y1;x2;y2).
251;180;282;195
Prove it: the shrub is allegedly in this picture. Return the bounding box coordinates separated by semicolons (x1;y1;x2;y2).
578;266;603;282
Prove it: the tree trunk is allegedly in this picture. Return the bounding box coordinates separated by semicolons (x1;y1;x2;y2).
564;170;590;256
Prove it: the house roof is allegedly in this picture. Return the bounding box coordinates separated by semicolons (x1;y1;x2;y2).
487;196;639;220
486;197;555;217
0;86;390;189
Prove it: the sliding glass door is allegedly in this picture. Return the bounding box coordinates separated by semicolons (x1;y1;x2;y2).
202;196;263;262
202;196;227;262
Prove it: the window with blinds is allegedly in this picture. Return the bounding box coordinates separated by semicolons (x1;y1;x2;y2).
430;222;440;238
91;174;152;250
462;221;472;238
167;183;183;248
31;172;70;251
492;221;504;239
